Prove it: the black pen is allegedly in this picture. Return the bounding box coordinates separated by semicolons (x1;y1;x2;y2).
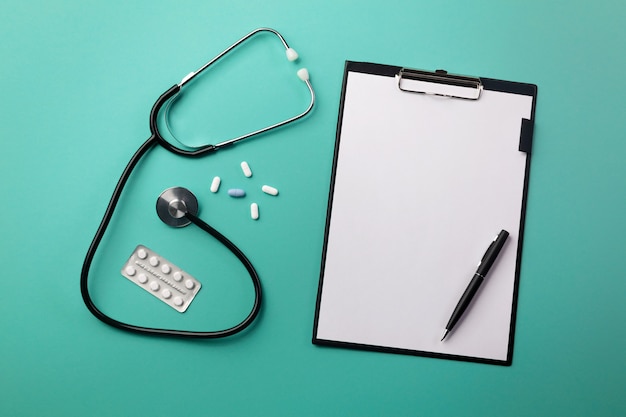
441;229;509;342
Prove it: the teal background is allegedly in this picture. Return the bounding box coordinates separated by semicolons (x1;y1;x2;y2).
1;1;625;416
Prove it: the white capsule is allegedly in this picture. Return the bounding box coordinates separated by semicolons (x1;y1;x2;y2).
261;185;279;196
250;203;259;220
240;161;252;177
210;176;221;193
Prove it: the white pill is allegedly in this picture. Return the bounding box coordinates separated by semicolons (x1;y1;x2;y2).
125;266;136;276
137;273;148;284
161;264;171;274
173;271;183;282
240;161;252;177
149;256;159;267
137;248;148;259
173;297;184;307
261;185;279;196
161;289;172;299
210;176;221;193
185;279;195;290
250;203;259;220
149;281;160;291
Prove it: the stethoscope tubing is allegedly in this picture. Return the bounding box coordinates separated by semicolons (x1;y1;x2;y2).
80;87;262;338
80;132;263;338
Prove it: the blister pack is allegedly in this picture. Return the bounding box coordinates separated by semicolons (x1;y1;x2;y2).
120;245;202;313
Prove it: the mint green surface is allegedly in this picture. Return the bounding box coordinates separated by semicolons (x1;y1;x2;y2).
1;1;625;416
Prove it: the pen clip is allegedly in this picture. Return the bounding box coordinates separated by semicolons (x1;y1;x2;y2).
476;230;509;276
480;235;499;262
480;233;500;262
477;238;496;268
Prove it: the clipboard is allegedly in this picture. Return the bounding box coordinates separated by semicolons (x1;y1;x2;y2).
313;61;538;365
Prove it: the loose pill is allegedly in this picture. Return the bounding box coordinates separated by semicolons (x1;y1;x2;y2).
261;185;279;196
228;188;246;198
240;161;252;177
250;203;259;220
210;176;221;193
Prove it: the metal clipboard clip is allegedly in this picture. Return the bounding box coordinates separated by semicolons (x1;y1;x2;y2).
397;68;483;100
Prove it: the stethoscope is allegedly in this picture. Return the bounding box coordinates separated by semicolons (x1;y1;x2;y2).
80;28;315;338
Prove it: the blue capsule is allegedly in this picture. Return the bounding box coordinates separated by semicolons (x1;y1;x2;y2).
227;188;246;198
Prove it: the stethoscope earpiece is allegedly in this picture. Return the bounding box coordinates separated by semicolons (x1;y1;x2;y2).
156;187;199;228
161;28;315;154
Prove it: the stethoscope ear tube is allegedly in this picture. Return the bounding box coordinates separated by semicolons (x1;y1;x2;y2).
160;27;315;153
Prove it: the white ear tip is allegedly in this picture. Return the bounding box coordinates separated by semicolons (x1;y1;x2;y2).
297;68;309;81
286;47;299;61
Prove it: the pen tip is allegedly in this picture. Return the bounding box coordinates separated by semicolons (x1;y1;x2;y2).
441;330;449;342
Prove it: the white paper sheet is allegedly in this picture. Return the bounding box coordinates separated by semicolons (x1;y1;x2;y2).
315;68;534;363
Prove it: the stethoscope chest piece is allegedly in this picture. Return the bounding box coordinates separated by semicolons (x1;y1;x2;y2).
156;187;199;228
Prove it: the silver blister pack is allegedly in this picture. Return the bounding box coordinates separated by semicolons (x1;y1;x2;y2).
120;245;201;313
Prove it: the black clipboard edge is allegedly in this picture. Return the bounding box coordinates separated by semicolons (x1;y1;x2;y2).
313;337;511;367
345;60;401;77
481;77;538;154
312;60;537;367
311;61;351;348
312;61;356;352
